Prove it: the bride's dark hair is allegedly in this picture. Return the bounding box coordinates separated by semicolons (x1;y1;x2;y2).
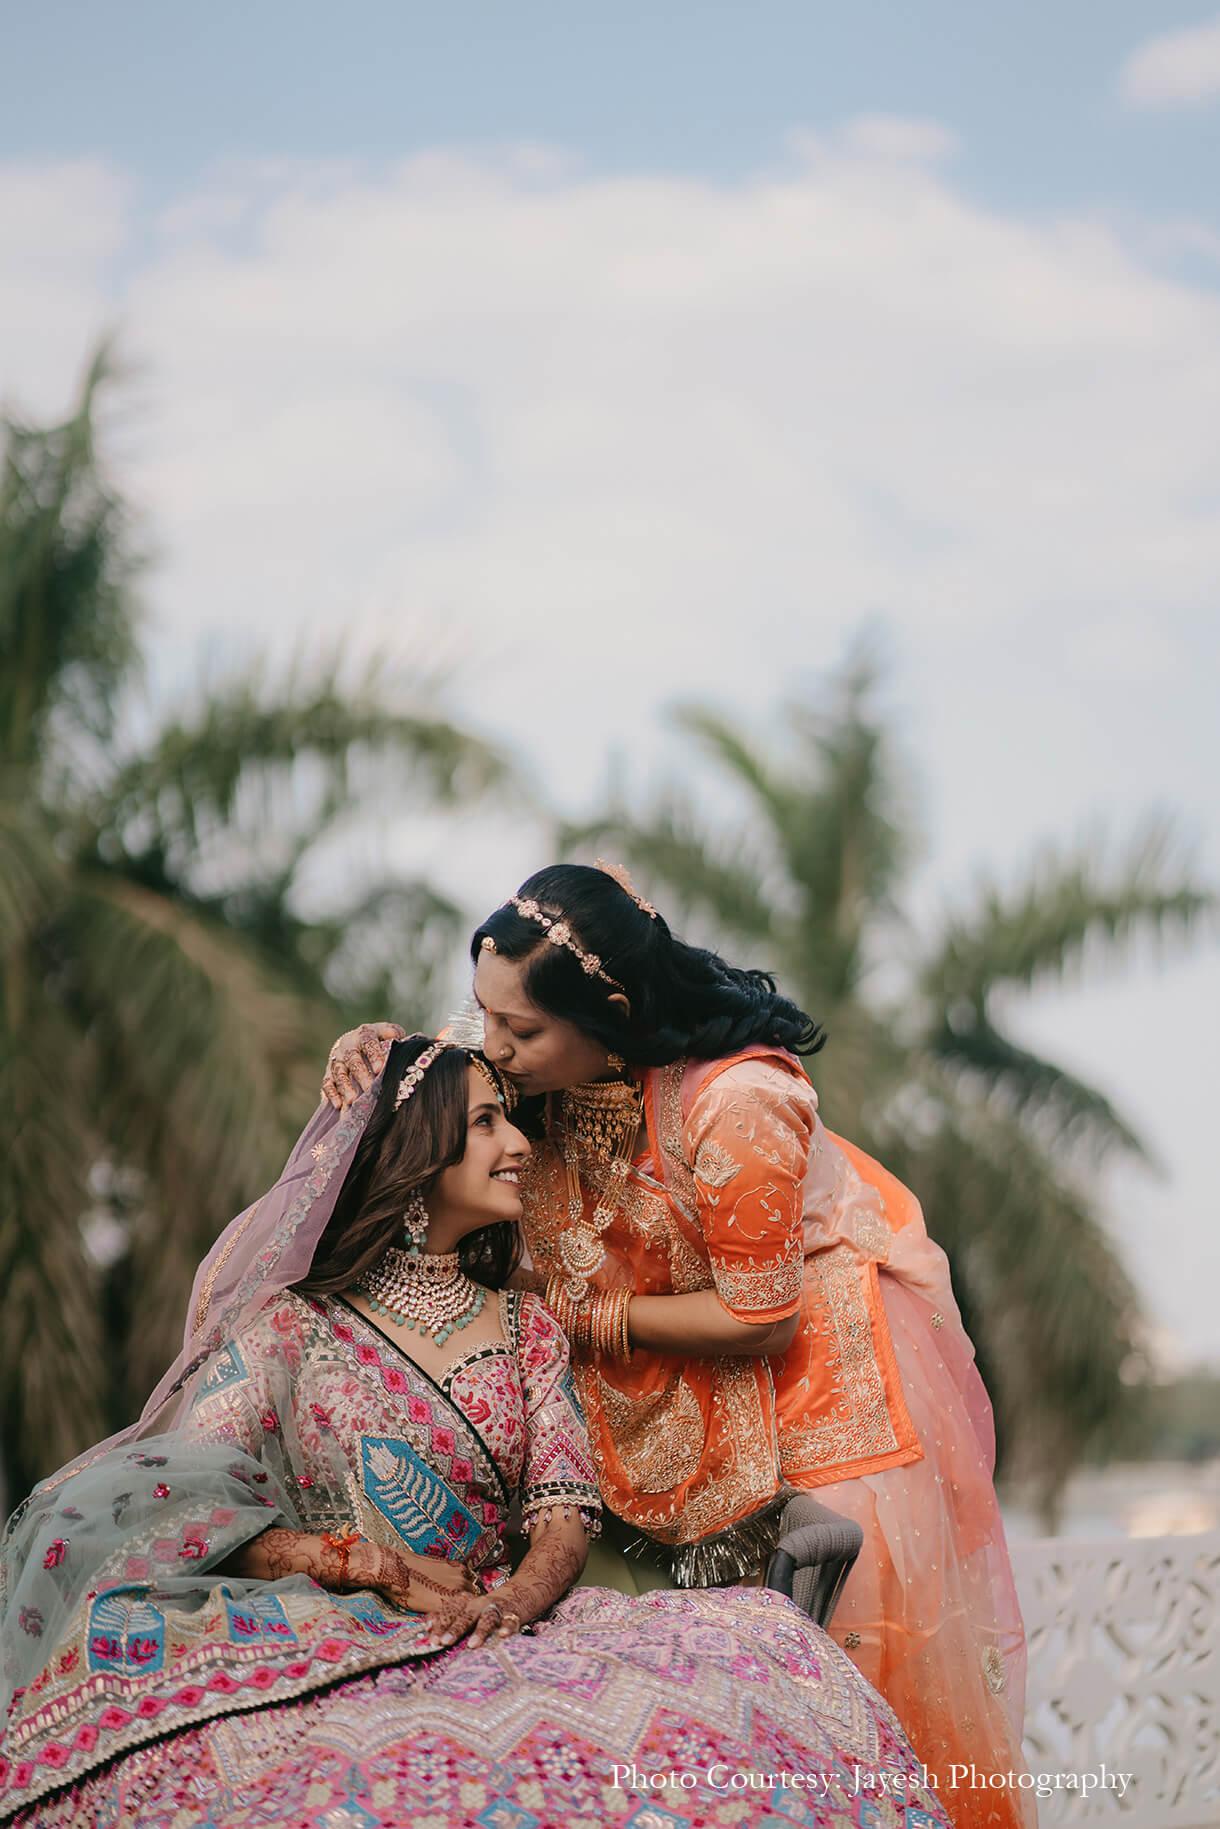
296;1037;521;1298
471;864;824;1065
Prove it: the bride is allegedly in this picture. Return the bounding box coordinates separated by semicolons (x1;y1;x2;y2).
0;1036;947;1829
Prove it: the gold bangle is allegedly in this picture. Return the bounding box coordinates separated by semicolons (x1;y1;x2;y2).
595;1292;612;1356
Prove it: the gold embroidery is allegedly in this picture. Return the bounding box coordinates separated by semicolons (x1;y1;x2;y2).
693;1140;741;1188
667;1226;713;1294
657;1060;696;1214
983;1646;1006;1694
669;1357;780;1543
711;1254;803;1312
192;1200;264;1335
778;1244;900;1476
594;1374;705;1493
851;1203;891;1261
584;1158;671;1245
930;1313;945;1330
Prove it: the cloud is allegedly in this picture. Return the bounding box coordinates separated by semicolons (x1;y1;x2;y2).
5;129;1216;815
0;160;128;415
840;115;961;165
0;133;1217;1360
1118;13;1220;109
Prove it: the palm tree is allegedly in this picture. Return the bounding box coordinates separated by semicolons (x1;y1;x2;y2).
0;351;510;1499
564;653;1214;1528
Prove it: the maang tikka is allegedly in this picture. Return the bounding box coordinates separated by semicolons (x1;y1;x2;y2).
402;1189;429;1256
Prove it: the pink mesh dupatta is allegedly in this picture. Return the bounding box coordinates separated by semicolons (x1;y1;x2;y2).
58;1080;383;1470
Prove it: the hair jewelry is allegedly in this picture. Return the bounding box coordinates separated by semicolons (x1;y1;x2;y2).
595;858;658;918
504;896;625;990
395;1039;449;1109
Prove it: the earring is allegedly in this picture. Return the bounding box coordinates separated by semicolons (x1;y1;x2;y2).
403;1189;429;1256
606;1052;626;1076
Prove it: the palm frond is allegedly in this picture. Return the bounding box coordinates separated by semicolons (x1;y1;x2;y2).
673;705;789;825
0;987;107;1494
320;877;466;1029
92;657;510;872
560;799;777;943
896;1099;1141;1510
61;876;318;1401
922;817;1215;1010
0;341;140;771
926;1015;1147;1162
0;796;62;952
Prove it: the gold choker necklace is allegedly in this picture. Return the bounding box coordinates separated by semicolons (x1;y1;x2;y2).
359;1245;487;1347
560;1079;642;1161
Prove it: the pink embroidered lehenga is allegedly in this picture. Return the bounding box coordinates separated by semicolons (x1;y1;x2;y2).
0;1079;951;1829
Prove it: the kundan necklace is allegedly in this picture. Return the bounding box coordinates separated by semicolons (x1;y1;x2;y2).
359;1244;487;1347
554;1078;644;1304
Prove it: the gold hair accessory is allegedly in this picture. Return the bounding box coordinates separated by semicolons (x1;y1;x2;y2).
595;858;657;919
468;1054;518;1114
507;895;624;990
394;1039;449;1109
480;936;497;954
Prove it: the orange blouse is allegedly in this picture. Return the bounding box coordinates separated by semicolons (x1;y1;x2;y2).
519;1048;921;1545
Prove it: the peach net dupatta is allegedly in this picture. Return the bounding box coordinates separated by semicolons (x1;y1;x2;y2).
811;1130;1033;1829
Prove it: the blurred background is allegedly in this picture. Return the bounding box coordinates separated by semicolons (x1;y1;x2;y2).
1;1;1217;1540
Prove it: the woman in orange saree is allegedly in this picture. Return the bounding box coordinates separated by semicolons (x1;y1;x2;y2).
328;863;1033;1829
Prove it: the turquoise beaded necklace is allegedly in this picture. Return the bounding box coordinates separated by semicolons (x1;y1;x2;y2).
359;1245;487;1348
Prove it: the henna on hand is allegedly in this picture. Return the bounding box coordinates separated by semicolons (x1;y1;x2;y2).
321;1022;406;1108
426;1592;514;1650
221;1528;362;1592
371;1543;478;1614
488;1516;586;1633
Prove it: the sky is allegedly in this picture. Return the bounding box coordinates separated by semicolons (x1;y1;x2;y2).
1;1;1217;1364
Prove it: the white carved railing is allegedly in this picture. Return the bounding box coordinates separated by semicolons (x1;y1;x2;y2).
1010;1529;1220;1829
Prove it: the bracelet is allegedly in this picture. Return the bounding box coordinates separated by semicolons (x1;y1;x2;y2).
544;1277;633;1361
321;1530;362;1590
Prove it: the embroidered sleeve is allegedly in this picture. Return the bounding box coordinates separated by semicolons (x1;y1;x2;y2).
684;1056;815;1324
517;1295;602;1538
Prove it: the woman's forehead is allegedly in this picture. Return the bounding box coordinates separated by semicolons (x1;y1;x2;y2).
473;952;544;1021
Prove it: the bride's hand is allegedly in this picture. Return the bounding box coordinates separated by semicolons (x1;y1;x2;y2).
359;1543;479;1613
321;1022;405;1108
426;1591;526;1650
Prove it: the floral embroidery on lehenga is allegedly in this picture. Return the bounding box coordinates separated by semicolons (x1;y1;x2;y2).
0;1289;600;1819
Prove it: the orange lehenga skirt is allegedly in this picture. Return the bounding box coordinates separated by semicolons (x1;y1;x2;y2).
810;1139;1033;1829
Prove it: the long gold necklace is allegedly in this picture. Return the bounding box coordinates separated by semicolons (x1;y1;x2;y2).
554;1080;643;1303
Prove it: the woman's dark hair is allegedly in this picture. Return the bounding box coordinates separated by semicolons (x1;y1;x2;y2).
296;1037;520;1298
471;864;824;1065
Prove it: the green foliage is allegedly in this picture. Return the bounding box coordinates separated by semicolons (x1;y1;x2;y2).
568;655;1215;1525
0;354;510;1496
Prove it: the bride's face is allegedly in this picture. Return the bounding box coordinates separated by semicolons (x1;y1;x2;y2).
473;951;615;1096
426;1066;532;1240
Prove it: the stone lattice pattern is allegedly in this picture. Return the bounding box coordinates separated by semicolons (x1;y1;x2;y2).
1011;1529;1220;1827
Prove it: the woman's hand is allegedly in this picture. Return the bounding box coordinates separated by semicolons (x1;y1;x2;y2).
424;1590;526;1650
361;1542;480;1613
321;1022;405;1108
478;1510;587;1637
